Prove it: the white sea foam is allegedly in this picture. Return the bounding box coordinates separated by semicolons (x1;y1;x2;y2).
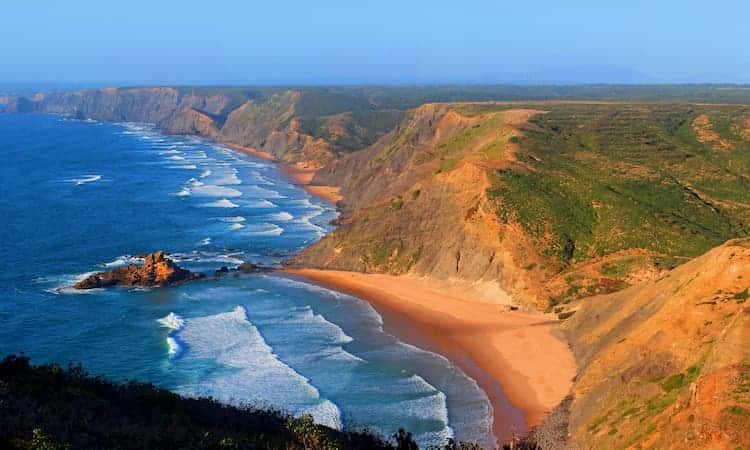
276;279;490;446
68;174;102;186
297;208;327;236
270;276;385;326
167;155;186;161
169;253;245;266
246;223;284;236
158;312;186;331
100;255;144;268
175;187;191;197
189;178;204;187
158;149;181;155
244;199;277;208
268;211;294;221
166;337;182;357
201;199;239;208
229;223;245;231
200;169;212;178
169;164;198;170
215;216;245;223
200;237;212;245
251;172;276;186
191;185;243;198
172;306;344;430
210;168;242;186
243;186;284;198
46;271;103;295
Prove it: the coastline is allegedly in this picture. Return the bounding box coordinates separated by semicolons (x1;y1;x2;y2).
280;162;343;205
222;143;342;205
60;118;573;443
282;269;577;445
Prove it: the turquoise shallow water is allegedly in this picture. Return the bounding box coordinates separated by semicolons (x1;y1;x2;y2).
0;112;497;447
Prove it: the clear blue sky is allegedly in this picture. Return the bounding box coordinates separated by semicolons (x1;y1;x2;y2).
2;0;749;85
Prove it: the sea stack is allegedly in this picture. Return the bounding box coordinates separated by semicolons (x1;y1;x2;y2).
74;251;205;289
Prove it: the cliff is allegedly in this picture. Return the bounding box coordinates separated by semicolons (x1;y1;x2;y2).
559;239;750;449
297;101;750;308
6;86;406;167
296;104;550;306
9;87;750;447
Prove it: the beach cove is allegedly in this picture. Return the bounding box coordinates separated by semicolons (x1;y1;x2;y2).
0;112;528;448
283;270;576;444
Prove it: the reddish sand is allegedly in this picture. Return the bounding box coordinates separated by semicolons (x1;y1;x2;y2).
283;269;577;446
281;162;342;205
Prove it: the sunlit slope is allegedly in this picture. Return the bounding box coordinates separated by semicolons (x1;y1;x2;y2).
562;238;750;449
300;102;750;308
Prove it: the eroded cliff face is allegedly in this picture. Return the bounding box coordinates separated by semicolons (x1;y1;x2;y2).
10;89;750;447
219;92;335;164
26;87;183;123
163;108;220;138
559;239;750;449
6;88;322;164
296;104;551;306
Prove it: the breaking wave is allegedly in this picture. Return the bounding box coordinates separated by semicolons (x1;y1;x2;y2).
169;306;344;430
201;199;239;208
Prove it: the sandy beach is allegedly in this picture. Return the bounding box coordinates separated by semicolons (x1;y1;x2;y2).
222;143;342;204
283;269;576;445
281;162;342;205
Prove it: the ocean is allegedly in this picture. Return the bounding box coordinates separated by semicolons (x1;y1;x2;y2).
0;112;495;447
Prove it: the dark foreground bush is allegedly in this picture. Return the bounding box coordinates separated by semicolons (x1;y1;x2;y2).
0;355;554;449
0;355;397;449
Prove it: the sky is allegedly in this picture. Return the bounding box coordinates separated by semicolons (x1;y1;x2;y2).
2;0;749;85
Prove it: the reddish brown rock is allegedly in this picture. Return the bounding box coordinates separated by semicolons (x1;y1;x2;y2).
74;251;204;289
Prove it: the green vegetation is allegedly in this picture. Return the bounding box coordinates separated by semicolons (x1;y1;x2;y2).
487;103;750;268
361;239;421;274
417;113;507;167
600;257;640;277
588;414;609;433
1;355;529;450
724;405;749;417
0;355;395;450
298;109;406;153
661;364;703;393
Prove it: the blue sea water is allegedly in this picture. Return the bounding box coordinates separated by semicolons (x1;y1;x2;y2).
0;113;495;447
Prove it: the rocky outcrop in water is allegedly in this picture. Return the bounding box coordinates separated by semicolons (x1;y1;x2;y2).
74;251;204;289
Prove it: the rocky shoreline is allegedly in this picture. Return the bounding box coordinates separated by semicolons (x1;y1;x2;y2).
74;251;204;289
74;251;270;290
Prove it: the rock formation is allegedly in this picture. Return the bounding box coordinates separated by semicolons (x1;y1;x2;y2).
74;251;204;289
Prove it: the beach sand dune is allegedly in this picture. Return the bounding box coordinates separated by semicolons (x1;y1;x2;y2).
283;269;576;445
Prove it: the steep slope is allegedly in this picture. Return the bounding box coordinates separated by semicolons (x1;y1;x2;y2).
297;104;550;306
298;102;750;308
561;239;750;449
6;87;410;168
219;91;336;164
7;89;750;447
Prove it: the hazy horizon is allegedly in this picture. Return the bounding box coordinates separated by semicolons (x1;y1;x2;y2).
4;0;749;86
